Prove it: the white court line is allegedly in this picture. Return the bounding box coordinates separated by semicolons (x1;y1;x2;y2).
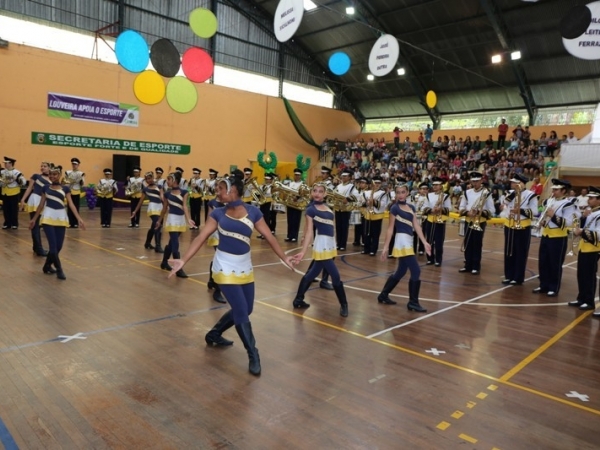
366;260;579;339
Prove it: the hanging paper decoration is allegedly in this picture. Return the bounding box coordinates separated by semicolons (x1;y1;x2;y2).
258;150;278;170
296;154;311;181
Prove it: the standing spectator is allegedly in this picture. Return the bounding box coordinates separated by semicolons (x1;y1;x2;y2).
567;131;578;143
538;132;548;156
424;124;434;142
522;126;531;147
497;118;509;149
547;131;558;157
393;127;402;149
530;176;543;197
485;135;495;150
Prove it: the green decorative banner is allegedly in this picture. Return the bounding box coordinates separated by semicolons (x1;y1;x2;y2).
31;131;190;155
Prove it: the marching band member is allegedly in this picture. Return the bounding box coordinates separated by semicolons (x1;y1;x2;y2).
422;177;452;266
532;178;579;297
131;172;164;253
458;172;494;275
203;169;219;222
291;183;349;317
1;156;26;229
410;182;429;255
257;173;275;239
175;167;188;192
333;169;359;251
242;167;254;204
362;176;390;256
169;170;295;376
500;173;537;285
352;177;368;247
189;168;204;230
29;165;86;280
20;161;52;255
284;168;306;242
127;167;144;228
157;172;194;278
569;186;600;315
96;169;117;228
155;167;166;190
377;184;431;312
64;157;85;228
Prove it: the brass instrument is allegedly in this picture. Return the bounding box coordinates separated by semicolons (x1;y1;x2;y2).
125;179;142;197
509;185;522;230
532;198;555;234
434;191;446;224
64;171;82;188
271;181;310;210
325;187;361;212
244;177;267;205
468;188;490;231
414;194;426;220
203;178;217;197
95;181;113;197
567;213;581;257
0;170;15;187
191;178;204;195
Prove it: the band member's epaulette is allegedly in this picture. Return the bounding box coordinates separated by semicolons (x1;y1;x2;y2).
550;215;565;229
505;191;516;202
520;208;534;220
583;229;598;246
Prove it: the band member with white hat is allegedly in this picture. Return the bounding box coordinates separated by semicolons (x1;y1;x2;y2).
532;178;579;297
189;168;204;230
422;177;452;266
1;156;26;229
458;172;494;275
97;168;117;228
204;168;219;222
569;186;600;315
500;173;537;285
64;157;85;228
284;168;306;242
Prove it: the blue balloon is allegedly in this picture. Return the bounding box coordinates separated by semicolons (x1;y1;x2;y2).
328;52;351;76
115;30;150;73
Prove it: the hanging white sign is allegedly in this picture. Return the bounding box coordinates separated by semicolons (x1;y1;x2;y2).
368;34;400;77
563;1;600;60
274;0;304;43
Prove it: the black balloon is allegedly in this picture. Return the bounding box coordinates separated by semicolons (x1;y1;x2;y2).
150;38;181;77
560;5;592;40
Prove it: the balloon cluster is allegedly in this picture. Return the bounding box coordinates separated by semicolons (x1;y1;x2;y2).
85;186;97;210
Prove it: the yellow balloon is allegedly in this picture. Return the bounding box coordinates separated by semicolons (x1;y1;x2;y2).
133;70;165;105
426;90;437;109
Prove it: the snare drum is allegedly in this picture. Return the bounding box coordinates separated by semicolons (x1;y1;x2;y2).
458;218;466;237
350;210;362;225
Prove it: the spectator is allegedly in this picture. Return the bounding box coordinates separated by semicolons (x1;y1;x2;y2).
424;124;434;142
497;118;509;149
567;131;578;143
538;132;548;156
417;132;424;146
530;176;543;196
393;127;402;149
485;134;494;150
544;156;557;177
577;188;589;210
547;131;558;157
522;126;531;147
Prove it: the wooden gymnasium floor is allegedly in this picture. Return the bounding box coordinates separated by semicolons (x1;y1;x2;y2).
1;207;599;450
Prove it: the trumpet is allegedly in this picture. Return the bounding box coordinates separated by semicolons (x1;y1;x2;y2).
532;198;555;233
433;191;446;224
509;185;522;230
272;181;310;210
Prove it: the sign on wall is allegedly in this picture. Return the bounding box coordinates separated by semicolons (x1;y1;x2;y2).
47;92;140;127
31;132;190;155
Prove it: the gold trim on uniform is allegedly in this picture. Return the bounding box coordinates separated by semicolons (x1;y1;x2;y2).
217;225;251;245
542;227;568;238
392;247;415;258
214;271;254;284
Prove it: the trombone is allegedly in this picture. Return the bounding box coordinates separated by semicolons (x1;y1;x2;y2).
567;213;581;257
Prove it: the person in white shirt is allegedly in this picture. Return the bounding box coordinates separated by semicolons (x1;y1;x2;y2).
566;132;578;144
577;188;589;211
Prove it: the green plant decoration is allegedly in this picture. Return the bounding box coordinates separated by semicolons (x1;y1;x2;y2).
296;154;311;180
258;150;278;171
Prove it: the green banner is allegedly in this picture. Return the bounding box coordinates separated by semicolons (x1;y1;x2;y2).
31;131;190;155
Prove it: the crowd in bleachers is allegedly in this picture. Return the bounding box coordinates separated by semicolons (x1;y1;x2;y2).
321;124;580;214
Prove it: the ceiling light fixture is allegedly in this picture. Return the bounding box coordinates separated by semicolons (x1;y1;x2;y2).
367;74;375;81
304;0;317;11
510;50;522;60
491;54;502;64
397;68;405;76
346;6;355;15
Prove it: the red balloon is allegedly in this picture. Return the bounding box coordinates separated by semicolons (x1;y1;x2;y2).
182;47;214;83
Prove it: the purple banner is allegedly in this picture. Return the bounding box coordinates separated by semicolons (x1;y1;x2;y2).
47;92;139;127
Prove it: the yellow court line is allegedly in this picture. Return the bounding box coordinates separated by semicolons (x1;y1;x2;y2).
500;310;593;382
257;301;600;417
68;237;207;286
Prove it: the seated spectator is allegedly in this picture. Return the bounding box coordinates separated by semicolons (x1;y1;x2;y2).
537;132;548;156
577;188;589;210
485;134;495;150
567;131;578;143
544;156;557;177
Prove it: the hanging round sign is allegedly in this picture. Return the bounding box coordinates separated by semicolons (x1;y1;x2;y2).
273;0;304;43
562;1;600;60
560;5;593;40
368;34;400;77
426;90;437;109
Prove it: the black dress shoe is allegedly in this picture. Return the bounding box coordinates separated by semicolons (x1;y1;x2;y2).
546;291;557;297
593;311;600;317
501;279;511;285
144;243;155;250
510;280;523;285
407;302;427;313
532;287;546;294
284;238;292;242
568;300;583;307
579;303;596;310
426;261;434;265
458;268;468;273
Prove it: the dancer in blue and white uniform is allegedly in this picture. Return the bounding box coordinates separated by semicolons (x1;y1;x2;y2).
132;171;164;253
20;161;52;256
157;171;194;278
291;183;349;317
206;195;227;304
377;184;431;312
29;166;86;280
169;170;294;376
